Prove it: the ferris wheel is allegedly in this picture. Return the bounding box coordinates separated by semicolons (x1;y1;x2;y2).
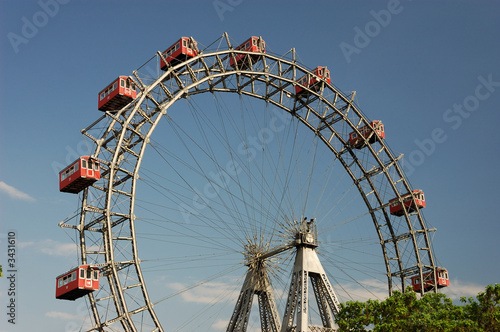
56;33;448;331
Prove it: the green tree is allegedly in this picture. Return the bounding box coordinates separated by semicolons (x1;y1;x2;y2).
336;284;500;331
461;283;500;332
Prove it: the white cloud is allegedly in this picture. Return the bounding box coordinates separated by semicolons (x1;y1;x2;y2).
166;277;390;310
20;239;77;257
334;278;390;302
211;319;230;331
168;281;239;304
442;279;485;300
45;311;94;332
45;311;84;321
166;280;266;332
0;181;36;202
40;239;78;256
211;319;260;332
18;241;36;249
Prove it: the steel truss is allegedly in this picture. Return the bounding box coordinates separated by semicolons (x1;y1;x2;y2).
230;220;341;332
60;32;440;331
227;259;281;332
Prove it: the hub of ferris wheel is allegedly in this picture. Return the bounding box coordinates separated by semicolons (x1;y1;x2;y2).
228;218;341;332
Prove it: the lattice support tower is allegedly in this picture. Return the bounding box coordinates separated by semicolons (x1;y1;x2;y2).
281;220;340;332
227;255;281;332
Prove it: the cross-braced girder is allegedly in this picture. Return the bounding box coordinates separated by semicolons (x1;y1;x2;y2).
227;261;281;332
59;32;442;331
280;221;340;332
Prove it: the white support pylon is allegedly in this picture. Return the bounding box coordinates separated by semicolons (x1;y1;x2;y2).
227;256;281;332
281;220;341;332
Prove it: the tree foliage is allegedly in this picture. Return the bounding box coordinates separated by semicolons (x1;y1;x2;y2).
335;284;500;332
460;284;500;332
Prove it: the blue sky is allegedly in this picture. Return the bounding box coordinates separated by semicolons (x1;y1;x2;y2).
1;0;500;331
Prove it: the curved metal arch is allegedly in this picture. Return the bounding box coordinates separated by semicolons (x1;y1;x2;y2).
149;44;436;288
69;33;438;331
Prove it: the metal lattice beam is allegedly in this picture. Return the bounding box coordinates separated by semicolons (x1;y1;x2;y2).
59;32;442;331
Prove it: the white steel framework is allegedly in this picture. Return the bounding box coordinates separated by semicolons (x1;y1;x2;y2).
58;32;443;331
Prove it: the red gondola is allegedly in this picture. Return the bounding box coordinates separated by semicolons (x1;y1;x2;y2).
55;265;100;301
160;37;198;70
411;267;449;292
230;36;266;68
389;189;425;216
98;76;137;112
295;66;331;96
348;120;385;149
59;156;100;194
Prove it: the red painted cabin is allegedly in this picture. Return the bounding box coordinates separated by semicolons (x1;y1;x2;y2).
59;156;100;194
389;189;425;216
98;76;137;112
348;121;385;149
230;36;266;68
295;67;331;95
160;37;198;70
56;265;100;301
411;267;449;292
